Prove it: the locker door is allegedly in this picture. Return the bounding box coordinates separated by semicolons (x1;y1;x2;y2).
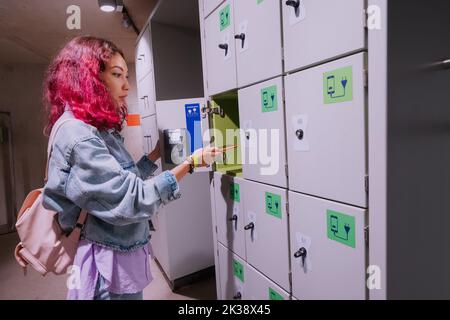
244;264;290;300
282;0;366;73
141;115;162;176
136;26;153;81
243;179;289;291
138;71;156;117
204;0;238;95
218;242;246;300
204;0;225;18
234;0;283;87
285;52;367;207
238;77;287;188
289;191;367;300
214;172;246;259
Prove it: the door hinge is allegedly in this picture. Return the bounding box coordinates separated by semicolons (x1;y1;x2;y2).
364;226;369;246
286;202;289;215
288;271;293;288
363;69;369;88
215;225;218;234
285;164;289;178
365;175;369;193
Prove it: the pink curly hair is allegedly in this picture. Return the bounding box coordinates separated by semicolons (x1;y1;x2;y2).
43;36;128;135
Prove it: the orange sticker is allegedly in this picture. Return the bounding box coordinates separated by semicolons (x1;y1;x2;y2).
126;114;141;127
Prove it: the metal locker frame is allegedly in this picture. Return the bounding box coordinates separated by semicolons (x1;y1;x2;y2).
282;0;367;73
238;76;287;188
289;191;367;300
244;263;290;300
204;0;238;96
214;172;247;260
242;179;290;292
285;52;368;208
233;0;283;87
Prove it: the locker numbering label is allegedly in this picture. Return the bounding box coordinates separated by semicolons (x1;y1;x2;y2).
233;259;244;282
261;85;278;113
327;210;356;248
269;288;284;300
230;183;240;202
323;66;353;104
265;192;282;219
219;5;231;31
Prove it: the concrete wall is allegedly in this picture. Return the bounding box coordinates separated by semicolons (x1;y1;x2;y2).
0;64;48;215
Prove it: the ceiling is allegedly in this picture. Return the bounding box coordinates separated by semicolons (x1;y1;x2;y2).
0;0;158;64
151;0;199;30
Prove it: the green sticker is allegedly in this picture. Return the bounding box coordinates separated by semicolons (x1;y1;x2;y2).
323;66;353;104
233;259;244;282
219;4;231;31
261;85;278;113
230;183;240;203
269;288;284;300
265;192;282;219
327;210;356;248
257;0;265;4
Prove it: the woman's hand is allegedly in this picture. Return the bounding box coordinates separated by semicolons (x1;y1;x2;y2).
190;147;222;167
148;140;161;162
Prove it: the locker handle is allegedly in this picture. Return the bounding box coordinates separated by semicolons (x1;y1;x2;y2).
233;292;242;300
285;0;300;9
218;43;229;56
234;33;246;49
294;247;307;267
228;215;238;222
244;222;255;230
295;129;304;140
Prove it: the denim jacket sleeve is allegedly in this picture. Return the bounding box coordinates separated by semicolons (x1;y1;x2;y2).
63;136;181;226
43;118;181;227
136;155;159;179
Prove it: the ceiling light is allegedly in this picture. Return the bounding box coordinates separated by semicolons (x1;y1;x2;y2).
98;0;116;13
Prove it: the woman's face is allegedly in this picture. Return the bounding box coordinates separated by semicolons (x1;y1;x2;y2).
100;53;130;108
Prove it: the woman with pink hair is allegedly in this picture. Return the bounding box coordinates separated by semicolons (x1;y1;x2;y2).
42;36;220;300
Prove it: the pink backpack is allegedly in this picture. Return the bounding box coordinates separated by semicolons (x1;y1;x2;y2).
14;118;87;276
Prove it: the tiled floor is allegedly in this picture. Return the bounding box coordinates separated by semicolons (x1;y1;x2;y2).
0;232;216;300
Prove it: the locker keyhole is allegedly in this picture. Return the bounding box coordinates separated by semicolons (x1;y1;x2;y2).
294;247;307;267
295;129;304;140
234;33;246;49
228;214;238;222
218;43;229;56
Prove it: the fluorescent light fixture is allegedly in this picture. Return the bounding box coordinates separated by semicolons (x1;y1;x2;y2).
98;0;116;12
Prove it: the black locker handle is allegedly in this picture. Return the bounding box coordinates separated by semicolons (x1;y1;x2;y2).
218;43;229;56
286;0;300;9
244;222;255;230
228;215;238;222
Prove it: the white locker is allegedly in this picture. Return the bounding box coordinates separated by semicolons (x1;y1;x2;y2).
204;0;238;95
282;0;366;73
234;0;283;87
238;77;287;188
285;52;367;207
289;191;367;300
242;179;290;291
214;172;246;259
203;0;225;18
136;25;153;81
137;71;156;117
218;242;246;300
244;264;290;300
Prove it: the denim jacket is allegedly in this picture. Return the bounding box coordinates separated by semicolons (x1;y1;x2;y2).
43;110;181;252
